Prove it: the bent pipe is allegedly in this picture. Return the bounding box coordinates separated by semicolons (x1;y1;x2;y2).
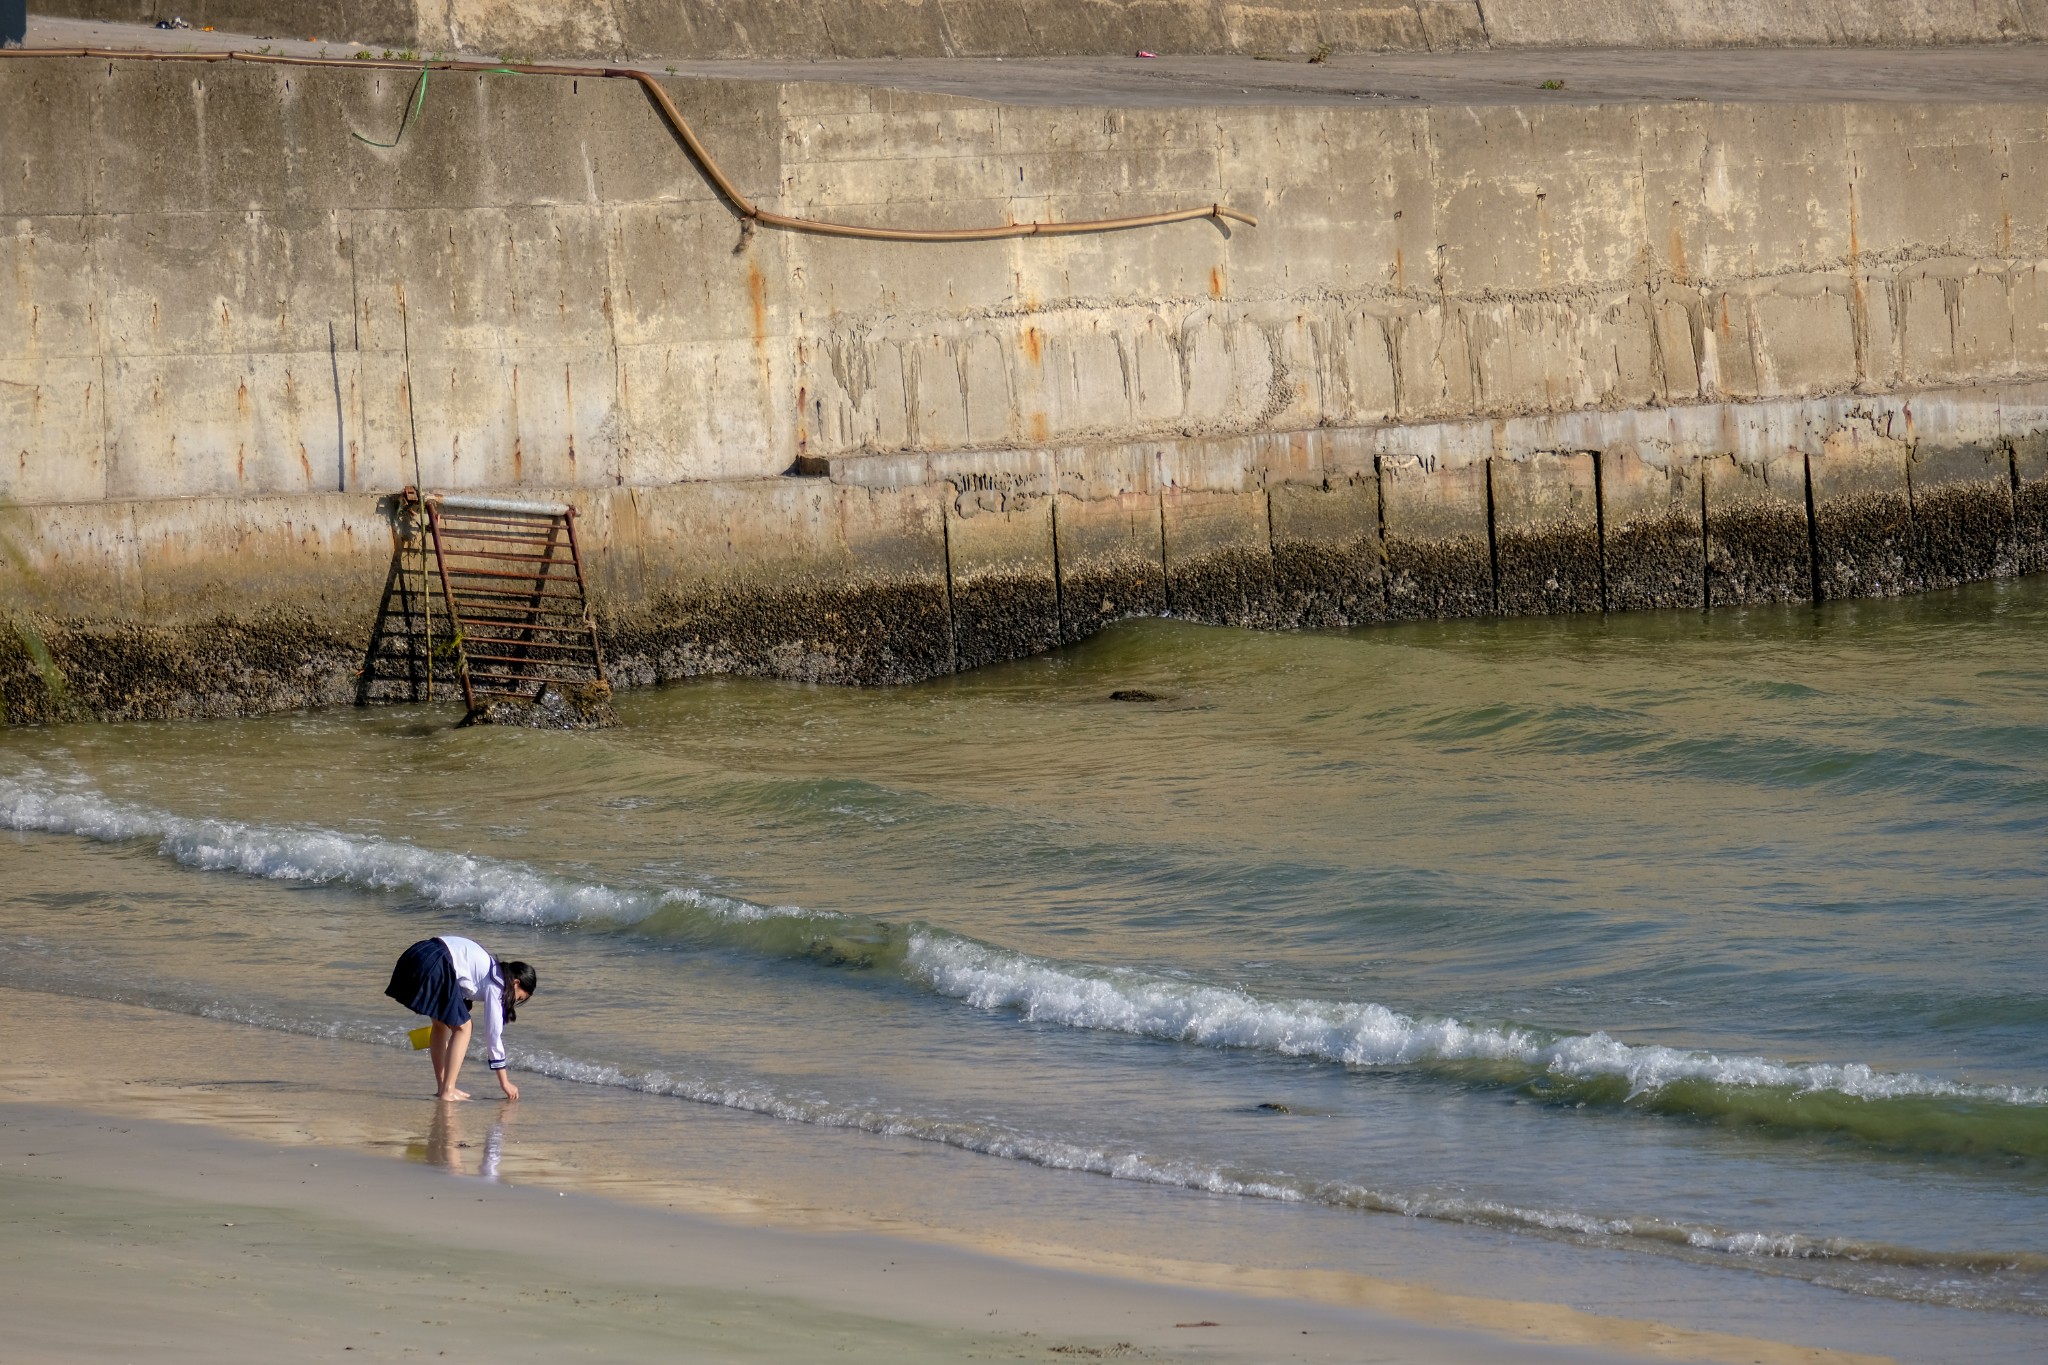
2;46;1260;241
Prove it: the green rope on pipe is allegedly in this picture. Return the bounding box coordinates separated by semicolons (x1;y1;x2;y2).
352;66;429;149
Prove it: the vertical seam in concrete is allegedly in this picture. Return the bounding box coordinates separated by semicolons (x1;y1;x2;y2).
96;351;112;505
1373;456;1390;548
602;207;628;489
1048;489;1065;643
346;214;361;352
1698;464;1711;612
1802;452;1823;603
939;488;959;673
1157;473;1171;615
344;214;365;496
84;68;110;505
328;321;345;493
1262;480;1279;625
1590;449;1609;613
2005;439;2023;573
1484;457;1501;614
1371;457;1392;619
626;487;648;603
400;292;423;489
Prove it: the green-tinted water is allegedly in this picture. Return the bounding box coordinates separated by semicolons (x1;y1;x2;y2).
5;578;2047;1359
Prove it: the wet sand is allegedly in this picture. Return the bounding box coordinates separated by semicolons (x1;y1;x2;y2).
0;993;1881;1365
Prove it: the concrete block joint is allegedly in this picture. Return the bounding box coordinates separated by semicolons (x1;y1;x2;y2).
6;386;2044;724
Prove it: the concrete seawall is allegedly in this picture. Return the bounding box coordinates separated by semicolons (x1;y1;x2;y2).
4;51;2047;720
33;1;2048;61
5;383;2046;721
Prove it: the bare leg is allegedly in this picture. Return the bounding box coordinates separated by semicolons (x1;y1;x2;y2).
431;1020;473;1101
428;1021;454;1092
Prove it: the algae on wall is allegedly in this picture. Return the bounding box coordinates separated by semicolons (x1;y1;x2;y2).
0;503;78;725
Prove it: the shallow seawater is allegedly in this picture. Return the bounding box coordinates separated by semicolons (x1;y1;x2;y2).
5;578;2048;1359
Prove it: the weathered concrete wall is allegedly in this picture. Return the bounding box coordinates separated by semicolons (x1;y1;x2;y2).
7;54;2048;720
32;1;2048;59
15;59;2048;505
7;383;2047;721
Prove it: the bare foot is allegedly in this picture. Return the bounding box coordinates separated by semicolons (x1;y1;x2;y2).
434;1090;471;1102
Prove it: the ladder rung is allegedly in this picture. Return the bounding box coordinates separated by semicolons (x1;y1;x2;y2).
447;608;589;622
440;583;587;600
448;618;592;636
440;548;574;565
444;565;576;582
465;672;585;684
447;602;587;618
434;514;569;533
434;521;558;536
455;621;589;636
463;667;552;681
459;640;592;655
449;584;583;596
456;636;596;653
461;651;597;667
436;538;561;554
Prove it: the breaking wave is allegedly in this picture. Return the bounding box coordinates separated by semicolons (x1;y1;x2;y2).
7;774;2047;1161
0;773;819;929
10;969;2046;1317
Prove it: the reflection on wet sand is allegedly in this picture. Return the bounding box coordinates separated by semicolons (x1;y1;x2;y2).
410;1103;508;1180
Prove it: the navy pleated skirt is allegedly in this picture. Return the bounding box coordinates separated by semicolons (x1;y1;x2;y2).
384;938;470;1029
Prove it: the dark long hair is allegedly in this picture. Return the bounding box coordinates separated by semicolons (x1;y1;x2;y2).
501;959;537;1024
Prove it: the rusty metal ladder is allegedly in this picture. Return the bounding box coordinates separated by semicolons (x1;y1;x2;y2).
356;490;606;718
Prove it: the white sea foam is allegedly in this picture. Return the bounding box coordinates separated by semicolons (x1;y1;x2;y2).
8;965;2043;1304
7;773;2043;1111
488;1041;2048;1291
0;775;781;929
904;931;2048;1106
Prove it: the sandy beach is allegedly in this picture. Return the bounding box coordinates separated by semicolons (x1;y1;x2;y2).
0;992;1886;1365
